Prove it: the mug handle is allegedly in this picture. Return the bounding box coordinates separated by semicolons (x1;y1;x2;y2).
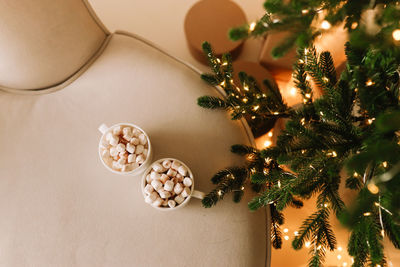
192;190;205;200
98;123;109;135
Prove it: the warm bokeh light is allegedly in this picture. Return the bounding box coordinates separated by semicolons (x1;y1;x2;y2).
321;20;331;30
249;22;256;31
367;183;379;194
264;140;272;148
392;29;400;41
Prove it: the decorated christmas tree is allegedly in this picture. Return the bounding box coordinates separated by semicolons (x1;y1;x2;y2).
198;1;400;266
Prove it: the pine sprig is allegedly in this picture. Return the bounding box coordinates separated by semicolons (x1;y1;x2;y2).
197;2;400;265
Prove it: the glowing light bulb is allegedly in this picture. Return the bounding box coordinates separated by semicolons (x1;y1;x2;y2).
242;98;248;103
294;231;299;236
351;22;358;29
290;87;297;95
267;131;273;137
284;235;289;240
305;241;311;248
249;22;256;32
253;105;260;111
382;161;388;168
218;190;222;196
366;79;374;86
283;228;289;233
302;9;309;14
363;212;372;216
321;20;331;30
368;183;379;194
264;140;272;148
392;29;400;41
305;93;311;98
337;255;342;260
343;263;348;267
338;246;343;251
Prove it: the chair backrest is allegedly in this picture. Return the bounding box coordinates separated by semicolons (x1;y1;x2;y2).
0;0;109;93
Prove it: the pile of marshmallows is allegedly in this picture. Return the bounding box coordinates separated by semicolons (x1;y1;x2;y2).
100;125;149;172
144;159;193;209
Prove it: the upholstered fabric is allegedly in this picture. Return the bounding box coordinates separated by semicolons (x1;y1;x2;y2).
0;33;266;267
0;0;107;91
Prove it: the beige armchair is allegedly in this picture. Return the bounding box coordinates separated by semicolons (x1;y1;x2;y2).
0;0;268;266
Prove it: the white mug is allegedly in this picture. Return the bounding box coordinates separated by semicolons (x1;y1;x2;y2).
98;123;153;176
141;158;205;211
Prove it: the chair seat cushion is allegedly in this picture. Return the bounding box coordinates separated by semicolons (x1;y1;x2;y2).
0;33;266;267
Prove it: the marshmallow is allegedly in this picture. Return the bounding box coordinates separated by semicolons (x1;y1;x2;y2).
119;151;128;157
112;161;121;170
109;135;119;146
145;192;158;204
130;137;140;145
122;127;132;136
159;190;171;199
112;126;122;135
126;143;135;154
171;161;181;170
127;154;136;163
146;174;152;183
136;154;146;164
181;187;191;198
105;132;113;141
100;138;109;148
121;164;128;172
167;168;177;177
168;200;176;208
144;184;154;195
150;171;161;180
145;195;154;204
116;143;126;153
164;180;174;192
139;133;147;145
109;147;118;157
118;157;126;166
175;195;185;205
132;128;141;137
174;183;183;195
143;149;148;156
183;177;193;187
160;174;169;183
162;160;171;169
152;163;165;173
136;145;144;155
123;134;132;141
152;197;163;207
177;166;188;176
151;180;163;191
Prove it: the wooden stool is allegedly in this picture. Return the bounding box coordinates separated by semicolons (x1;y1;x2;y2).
184;0;247;65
